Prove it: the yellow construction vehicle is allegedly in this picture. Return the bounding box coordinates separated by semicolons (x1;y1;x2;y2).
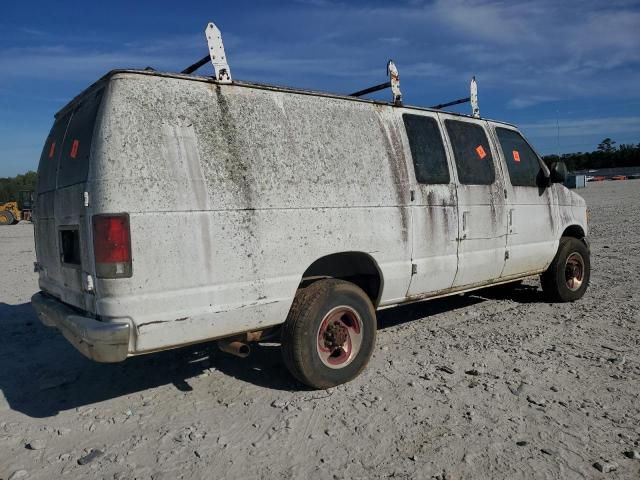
0;190;34;225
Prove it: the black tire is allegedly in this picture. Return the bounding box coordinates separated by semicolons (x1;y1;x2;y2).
281;279;377;389
541;236;590;302
0;210;15;226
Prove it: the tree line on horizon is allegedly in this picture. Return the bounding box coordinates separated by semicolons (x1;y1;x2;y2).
542;138;640;172
0;171;37;204
1;138;638;203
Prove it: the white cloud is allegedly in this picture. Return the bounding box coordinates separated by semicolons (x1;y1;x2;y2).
2;0;638;104
508;95;559;109
0;48;182;80
378;37;409;46
520;116;640;138
0;34;207;82
292;0;335;6
431;0;545;45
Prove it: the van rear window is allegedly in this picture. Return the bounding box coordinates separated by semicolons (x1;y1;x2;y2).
37;111;72;194
36;89;103;193
58;90;103;189
445;120;495;185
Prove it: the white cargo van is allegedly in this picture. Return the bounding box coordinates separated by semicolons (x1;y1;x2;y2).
31;24;589;388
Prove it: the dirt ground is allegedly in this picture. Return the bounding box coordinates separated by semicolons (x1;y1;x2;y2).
1;181;639;480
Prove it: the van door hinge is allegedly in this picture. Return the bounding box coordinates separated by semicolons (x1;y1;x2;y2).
411;263;418;275
505;250;509;260
410;190;415;202
504;188;508;199
83;191;90;207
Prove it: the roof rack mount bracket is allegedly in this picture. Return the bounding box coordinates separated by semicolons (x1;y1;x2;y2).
349;60;402;105
470;76;480;118
206;22;232;83
387;60;402;105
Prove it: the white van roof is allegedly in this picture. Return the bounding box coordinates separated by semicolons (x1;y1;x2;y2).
55;68;517;130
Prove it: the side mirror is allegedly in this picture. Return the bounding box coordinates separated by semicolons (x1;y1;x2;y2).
550;161;567;184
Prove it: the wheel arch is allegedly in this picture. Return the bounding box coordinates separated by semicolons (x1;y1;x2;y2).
562;224;586;240
300;251;384;307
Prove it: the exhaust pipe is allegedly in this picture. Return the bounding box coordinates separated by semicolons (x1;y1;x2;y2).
216;329;274;358
218;340;250;358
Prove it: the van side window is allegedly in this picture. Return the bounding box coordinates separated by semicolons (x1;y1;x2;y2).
445;120;495;185
402;114;450;184
495;128;541;187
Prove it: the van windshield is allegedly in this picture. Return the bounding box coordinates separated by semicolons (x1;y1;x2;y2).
37;89;103;193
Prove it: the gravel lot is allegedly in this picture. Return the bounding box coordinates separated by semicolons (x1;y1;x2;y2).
1;181;639;480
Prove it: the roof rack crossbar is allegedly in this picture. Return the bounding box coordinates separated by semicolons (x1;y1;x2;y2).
430;97;470;110
430;77;480;118
349;81;391;98
181;54;211;75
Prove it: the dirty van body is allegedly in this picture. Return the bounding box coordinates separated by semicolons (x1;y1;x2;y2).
31;70;590;388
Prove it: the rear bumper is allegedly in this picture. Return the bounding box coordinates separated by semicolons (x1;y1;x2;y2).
31;292;130;363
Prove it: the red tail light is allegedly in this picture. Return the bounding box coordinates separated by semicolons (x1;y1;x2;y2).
93;214;132;278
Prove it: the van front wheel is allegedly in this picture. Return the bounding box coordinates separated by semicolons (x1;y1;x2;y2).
281;279;377;389
541;236;590;302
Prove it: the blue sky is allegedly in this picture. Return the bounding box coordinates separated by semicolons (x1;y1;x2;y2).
2;0;639;176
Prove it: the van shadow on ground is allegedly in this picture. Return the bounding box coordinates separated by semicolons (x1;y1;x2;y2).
0;283;544;418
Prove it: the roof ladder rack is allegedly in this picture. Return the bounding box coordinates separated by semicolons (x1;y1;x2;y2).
181;22;232;83
430;77;480;118
349;60;402;105
179;21;479;116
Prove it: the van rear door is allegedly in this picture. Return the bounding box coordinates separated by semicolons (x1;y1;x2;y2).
35;89;103;313
400;111;459;297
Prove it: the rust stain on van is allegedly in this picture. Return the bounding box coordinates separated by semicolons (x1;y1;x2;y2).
374;112;410;242
213;86;254;209
138;317;192;333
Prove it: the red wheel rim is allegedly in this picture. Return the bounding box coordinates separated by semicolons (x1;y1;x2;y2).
565;252;584;291
316;306;363;369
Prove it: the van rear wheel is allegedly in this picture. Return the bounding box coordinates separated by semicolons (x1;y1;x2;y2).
541;236;590;302
281;279;376;389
